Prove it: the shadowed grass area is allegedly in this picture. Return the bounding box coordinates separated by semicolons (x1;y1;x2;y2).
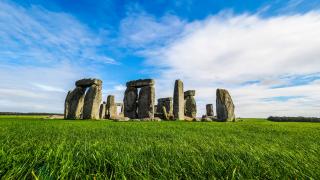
0;116;319;179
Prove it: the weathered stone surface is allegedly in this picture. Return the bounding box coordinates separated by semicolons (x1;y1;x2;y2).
216;89;236;122
83;85;102;119
99;103;106;119
123;87;138;119
126;79;155;88
106;95;117;119
156;97;173;120
184;90;195;97
185;96;197;118
173;79;184;120
64;91;71;119
206;104;214;116
138;86;155;119
65;87;85;119
75;78;102;87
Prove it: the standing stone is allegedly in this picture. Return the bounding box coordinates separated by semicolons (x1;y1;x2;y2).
66;87;85;119
156;98;173;120
123;87;138;119
206;104;214;116
216;89;236;122
106;95;117;119
99;102;106;119
138;86;155;119
173;80;184;120
83;84;102;119
64;91;71;119
185;91;197;119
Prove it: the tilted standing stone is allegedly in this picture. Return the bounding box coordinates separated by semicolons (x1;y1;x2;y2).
216;89;236;122
64;91;71;119
99;102;106;119
83;84;102;119
173;79;184;120
106;95;117;119
184;90;197;119
65;87;85;119
138;85;155;119
206;104;214;116
123;87;138;119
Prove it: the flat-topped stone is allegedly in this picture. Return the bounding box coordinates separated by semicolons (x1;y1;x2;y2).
126;79;155;87
76;78;102;87
184;90;195;97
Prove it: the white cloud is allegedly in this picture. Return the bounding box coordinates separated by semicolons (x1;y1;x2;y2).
143;12;320;117
0;1;116;65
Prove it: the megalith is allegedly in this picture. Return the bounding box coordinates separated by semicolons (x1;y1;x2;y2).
206;104;214;117
184;90;197;119
216;89;236;122
64;91;71;119
106;95;117;119
123;87;138;119
156;97;173;120
99;102;106;119
173;79;184;120
65;87;85;119
83;84;102;119
138;85;155;119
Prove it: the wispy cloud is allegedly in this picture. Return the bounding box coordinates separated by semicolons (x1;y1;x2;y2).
0;1;116;65
139;11;320;117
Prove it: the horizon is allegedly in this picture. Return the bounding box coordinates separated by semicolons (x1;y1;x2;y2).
1;0;320;118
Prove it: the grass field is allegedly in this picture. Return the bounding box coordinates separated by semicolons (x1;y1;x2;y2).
0;116;319;179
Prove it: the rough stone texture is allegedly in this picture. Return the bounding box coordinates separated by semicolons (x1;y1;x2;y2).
185;95;197;118
206;104;214;116
123;87;138;119
156;97;173;120
106;95;117;119
216;88;236;122
83;84;102;119
76;78;102;87
184;90;195;97
138;86;155;119
99;103;106;119
65;87;85;119
64;91;71;119
126;79;155;88
173;80;184;120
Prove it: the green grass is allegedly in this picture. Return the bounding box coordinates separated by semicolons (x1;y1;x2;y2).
0;116;319;179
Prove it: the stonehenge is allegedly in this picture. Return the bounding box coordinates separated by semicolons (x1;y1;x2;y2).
123;79;155;119
173;79;184;120
216;89;236;122
64;78;102;120
64;78;237;122
184;90;197;119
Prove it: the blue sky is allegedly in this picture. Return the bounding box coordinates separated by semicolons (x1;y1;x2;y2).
1;0;320;117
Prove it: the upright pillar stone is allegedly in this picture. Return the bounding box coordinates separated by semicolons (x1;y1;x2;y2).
184;90;197;119
83;84;102;119
99;102;106;119
138;85;155;119
106;95;117;119
123;87;138;119
206;104;214;116
216;89;236;122
66;87;85;119
173;79;184;120
64;91;71;119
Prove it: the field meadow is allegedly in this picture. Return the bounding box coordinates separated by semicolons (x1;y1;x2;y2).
0;116;319;179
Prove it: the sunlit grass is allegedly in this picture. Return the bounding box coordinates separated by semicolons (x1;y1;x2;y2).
0;116;319;179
